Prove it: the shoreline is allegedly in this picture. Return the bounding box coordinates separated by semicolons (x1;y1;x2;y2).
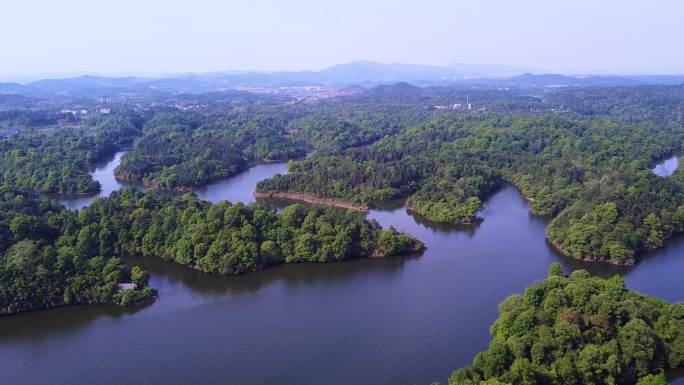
370;241;426;258
112;158;291;193
114;172;196;192
253;191;369;212
404;201;475;225
0;290;157;317
548;240;636;267
51;188;101;197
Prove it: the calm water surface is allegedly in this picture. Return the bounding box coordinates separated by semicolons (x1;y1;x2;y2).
4;156;684;385
57;152;288;208
194;161;288;204
55;151;145;210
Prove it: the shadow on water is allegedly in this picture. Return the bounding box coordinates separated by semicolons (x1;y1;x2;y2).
52;151;146;210
122;252;419;299
0;300;153;341
371;196;484;237
194;162;288;204
541;235;631;279
410;210;483;236
668;368;684;384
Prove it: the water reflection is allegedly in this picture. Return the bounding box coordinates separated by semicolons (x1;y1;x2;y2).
123;253;417;299
54;151;145;210
194;162;288;204
0;301;152;341
55;152;288;209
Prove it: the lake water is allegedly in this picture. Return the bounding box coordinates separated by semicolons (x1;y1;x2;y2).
653;154;679;177
57;152;288;209
4;156;684;385
55;151;145;210
194;161;288;204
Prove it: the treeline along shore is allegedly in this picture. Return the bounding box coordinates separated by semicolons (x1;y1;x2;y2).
253;191;370;212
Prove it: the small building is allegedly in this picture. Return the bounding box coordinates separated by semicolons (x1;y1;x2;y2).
117;283;137;292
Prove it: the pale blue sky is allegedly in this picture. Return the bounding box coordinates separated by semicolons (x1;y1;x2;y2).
1;0;683;78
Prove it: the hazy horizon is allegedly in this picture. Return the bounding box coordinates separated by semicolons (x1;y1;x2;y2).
0;61;535;84
3;0;684;81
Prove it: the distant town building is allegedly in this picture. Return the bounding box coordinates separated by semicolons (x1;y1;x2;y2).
434;103;468;111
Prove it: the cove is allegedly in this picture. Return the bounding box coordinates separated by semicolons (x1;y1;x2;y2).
55;151;145;210
4;157;684;385
57;151;288;209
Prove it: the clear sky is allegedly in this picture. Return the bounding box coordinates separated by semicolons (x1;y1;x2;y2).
1;0;683;79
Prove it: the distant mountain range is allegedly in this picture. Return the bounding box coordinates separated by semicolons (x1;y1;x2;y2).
1;61;684;97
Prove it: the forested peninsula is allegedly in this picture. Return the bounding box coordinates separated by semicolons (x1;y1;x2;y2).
0;188;156;314
0;186;421;314
75;188;422;273
440;264;684;385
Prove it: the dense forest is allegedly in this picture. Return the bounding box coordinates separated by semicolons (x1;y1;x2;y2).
0;188;155;314
441;264;684;385
112;85;550;190
545;85;684;126
4;84;684;265
256;85;684;264
0;108;78;129
0;114;142;194
0;185;420;314
114;108;307;190
72;188;422;274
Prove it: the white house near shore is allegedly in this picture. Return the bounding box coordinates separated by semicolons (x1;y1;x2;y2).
117;283;137;292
